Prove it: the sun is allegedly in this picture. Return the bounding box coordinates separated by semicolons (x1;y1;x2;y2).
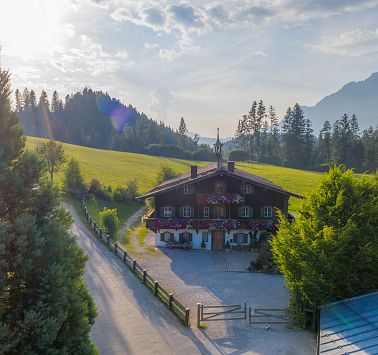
0;0;69;58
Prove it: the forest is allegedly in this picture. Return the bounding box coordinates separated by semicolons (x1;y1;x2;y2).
233;100;378;172
15;87;215;161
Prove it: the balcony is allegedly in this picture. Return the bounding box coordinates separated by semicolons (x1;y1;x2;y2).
145;217;276;232
197;193;245;205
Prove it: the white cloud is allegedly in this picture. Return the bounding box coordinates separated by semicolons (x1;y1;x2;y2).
115;50;129;59
307;29;378;56
144;42;159;49
159;49;181;61
150;87;173;120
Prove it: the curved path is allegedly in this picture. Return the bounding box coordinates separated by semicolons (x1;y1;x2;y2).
66;204;219;355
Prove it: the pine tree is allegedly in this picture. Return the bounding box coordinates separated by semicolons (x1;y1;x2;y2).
318;121;332;164
14;88;22;112
51;90;63;113
0;67;97;354
178;117;188;149
21;87;30;112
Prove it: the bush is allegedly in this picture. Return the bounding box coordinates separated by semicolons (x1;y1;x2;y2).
99;208;119;241
156;164;178;185
146;144;190;159
113;178;139;201
112;186;128;202
191;145;215;161
63;158;86;197
88;179;112;201
228;149;248;162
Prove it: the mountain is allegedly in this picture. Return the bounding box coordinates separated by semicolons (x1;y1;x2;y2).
302;72;378;133
188;132;233;146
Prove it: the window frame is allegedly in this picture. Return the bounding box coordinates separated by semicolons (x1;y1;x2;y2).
183;185;193;194
202;231;209;243
240;205;250;218
264;206;273;218
163;206;173;218
241;183;254;194
163;232;171;241
203;206;210;218
234;233;248;245
182;232;192;242
214;205;226;219
214;180;226;194
183;205;192;218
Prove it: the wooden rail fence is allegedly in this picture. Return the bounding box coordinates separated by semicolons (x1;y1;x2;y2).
80;199;190;326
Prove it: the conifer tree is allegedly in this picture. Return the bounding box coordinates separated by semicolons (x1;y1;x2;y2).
0;67;97;354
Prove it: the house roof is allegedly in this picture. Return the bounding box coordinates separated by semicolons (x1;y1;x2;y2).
319;292;378;354
136;163;302;200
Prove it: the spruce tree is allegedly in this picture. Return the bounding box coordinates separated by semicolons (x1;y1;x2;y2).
0;67;97;354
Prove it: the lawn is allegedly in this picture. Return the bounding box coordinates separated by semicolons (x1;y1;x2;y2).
26;136;323;213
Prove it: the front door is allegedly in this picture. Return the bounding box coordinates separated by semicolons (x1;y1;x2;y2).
212;230;225;250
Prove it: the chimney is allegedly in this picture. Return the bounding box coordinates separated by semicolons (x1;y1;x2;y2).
227;161;235;173
191;165;198;178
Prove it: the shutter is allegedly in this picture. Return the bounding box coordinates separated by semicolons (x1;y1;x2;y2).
160;233;164;241
179;233;183;242
260;207;264;218
249;207;253;218
244;234;248;244
160;207;164;217
170;232;174;241
238;206;242;218
179;207;183;217
189;233;193;242
171;207;175;217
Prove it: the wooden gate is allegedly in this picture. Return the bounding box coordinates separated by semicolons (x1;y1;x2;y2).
197;303;246;327
249;307;290;324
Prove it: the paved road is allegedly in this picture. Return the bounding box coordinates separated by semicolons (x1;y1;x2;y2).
67;204;219;355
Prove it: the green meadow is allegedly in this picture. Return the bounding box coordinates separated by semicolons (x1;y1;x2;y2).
26;136;323;213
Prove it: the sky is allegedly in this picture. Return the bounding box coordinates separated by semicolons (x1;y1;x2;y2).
1;0;378;137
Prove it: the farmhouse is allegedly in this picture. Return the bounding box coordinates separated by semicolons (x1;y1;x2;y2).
137;130;301;250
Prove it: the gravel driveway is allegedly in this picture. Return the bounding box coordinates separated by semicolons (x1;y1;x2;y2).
137;243;316;354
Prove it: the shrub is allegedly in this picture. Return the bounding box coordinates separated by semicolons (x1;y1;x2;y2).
146;144;190;159
228;149;248;162
99;208;119;241
156;164;178;185
88;179;112;201
112;186;129;202
63;158;86;197
125;178;138;199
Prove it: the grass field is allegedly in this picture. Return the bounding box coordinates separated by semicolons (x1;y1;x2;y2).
26;136;324;212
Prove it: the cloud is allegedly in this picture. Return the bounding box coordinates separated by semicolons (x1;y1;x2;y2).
159;49;181;61
144;42;159;49
150;87;173;120
306;29;378;56
115;50;129;59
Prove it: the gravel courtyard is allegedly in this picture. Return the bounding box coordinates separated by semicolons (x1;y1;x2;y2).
136;235;316;354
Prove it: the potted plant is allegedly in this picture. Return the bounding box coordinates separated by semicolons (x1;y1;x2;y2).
201;240;206;250
225;241;231;252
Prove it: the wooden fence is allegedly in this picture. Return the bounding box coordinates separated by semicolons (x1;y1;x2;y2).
80;200;190;326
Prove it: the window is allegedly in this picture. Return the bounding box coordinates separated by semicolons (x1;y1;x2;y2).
214;205;226;219
240;205;250;218
215;181;226;193
241;184;254;194
161;232;171;242
203;206;210;218
183;185;193;194
202;232;209;243
264;206;273;218
183;206;192;218
163;206;173;218
234;233;248;245
182;232;192;242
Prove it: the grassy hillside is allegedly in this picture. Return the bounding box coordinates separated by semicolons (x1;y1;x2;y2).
26;136;323;212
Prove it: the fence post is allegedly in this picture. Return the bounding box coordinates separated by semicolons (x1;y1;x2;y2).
143;270;147;283
244;303;247;320
249;306;251;323
185;308;190;327
169;293;174;310
132;260;136;271
93;222;97;231
114;243;118;254
123;251;127;263
106;236;110;247
99;228;103;238
154;281;159;295
197;303;201;328
89;217;92;227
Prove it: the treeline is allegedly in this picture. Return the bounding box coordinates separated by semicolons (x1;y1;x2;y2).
15;87;215;161
233;100;378;172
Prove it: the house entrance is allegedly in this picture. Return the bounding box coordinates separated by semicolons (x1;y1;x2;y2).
212;230;225;250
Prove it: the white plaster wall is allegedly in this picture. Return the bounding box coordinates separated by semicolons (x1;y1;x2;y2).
155;229;212;250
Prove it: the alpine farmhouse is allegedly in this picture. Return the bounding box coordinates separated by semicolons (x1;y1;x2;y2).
137;131;301;251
